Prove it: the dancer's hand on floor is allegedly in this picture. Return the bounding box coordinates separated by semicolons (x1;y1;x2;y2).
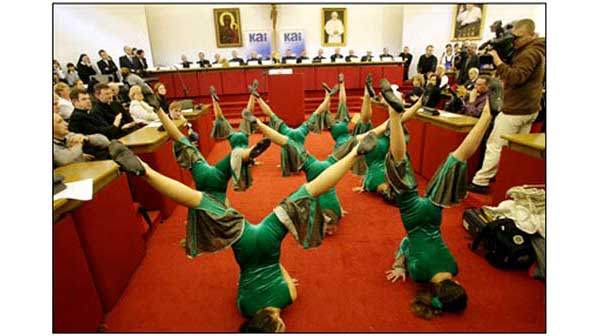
386;267;406;283
352;186;364;193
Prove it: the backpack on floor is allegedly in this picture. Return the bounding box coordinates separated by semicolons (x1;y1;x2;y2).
462;207;492;236
469;217;535;270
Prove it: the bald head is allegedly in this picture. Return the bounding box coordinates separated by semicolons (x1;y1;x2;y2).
514;18;536;36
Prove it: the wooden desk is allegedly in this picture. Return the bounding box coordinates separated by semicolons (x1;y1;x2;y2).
53;161;145;313
492;133;546;204
182;104;211;121
120;119;187;219
416;110;478;133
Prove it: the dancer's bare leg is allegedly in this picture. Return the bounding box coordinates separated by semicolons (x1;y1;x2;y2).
256;97;275;117
246;94;255;114
140;161;203;209
314;92;332;114
157;108;186;141
359;87;372;124
255;119;289;146
339;79;347;106
305;145;360;197
452;99;493;161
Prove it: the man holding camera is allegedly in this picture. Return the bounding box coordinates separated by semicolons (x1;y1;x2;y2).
469;18;545;194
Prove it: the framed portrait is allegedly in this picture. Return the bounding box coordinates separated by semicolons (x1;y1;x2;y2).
321;8;347;46
213;8;243;48
451;4;486;41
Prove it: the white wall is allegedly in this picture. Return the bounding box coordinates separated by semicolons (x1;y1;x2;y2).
401;4;545;78
53;5;154;68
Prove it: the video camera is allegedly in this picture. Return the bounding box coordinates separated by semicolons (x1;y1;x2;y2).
479;20;515;66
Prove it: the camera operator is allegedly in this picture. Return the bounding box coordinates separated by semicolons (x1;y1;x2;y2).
468;18;545;194
458;43;480;85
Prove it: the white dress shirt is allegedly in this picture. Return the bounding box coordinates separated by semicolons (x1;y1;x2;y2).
129;100;159;123
58;97;74;120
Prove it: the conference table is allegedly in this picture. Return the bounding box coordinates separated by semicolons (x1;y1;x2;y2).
53;161;145;332
491;133;546;204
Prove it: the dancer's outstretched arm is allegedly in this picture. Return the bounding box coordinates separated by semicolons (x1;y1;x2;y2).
255;119;289;146
141;161;203;209
305;144;359;197
256;97;275;117
359;87;373;124
452;99;493;161
157;107;186;141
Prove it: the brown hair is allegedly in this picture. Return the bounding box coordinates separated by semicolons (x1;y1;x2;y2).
121;67;131;77
153;82;165;93
169;101;182;112
69;88;88;101
411;74;425;87
93;83;111;95
411;280;467;320
239;308;281;332
514;18;535;34
53;82;69;97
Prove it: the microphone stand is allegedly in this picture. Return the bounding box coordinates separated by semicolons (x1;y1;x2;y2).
172;65;189;97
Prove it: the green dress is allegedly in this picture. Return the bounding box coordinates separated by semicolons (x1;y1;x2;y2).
362;135;390;192
184;186;326;318
269;112;320;176
386;153;468;282
302;154;342;222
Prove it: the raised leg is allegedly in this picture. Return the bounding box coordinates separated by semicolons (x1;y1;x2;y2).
246;94;255;114
305;145;359;197
453;99;493;162
359;87;372;124
256;97;274;117
314;92;332;114
339;80;347;106
141;161;203;209
255;119;289;146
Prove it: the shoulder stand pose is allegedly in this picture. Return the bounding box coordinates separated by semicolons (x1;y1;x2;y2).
380;77;500;319
107;125;378;332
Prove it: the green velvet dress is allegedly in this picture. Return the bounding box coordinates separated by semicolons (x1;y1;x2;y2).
184;185;326;318
362;135;390;192
386;153;468;282
269;112;319;176
302;154;342;222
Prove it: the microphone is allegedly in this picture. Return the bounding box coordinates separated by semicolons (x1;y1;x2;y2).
172;64;189;97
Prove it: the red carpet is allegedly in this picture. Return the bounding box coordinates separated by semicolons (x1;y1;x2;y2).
105;133;545;332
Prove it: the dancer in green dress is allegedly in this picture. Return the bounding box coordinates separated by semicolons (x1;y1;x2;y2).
107;128;378;332
156;104;270;204
381;77;497;319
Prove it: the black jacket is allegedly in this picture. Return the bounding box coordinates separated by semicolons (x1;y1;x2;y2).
399;53;413;67
361;55;374;62
96;59;119;81
68;108;130;139
330;54;344;62
345;55;358;62
312;55;326;63
458;54;480;84
246;57;261;65
282;56;297;64
229;57;246;65
91;101;134;126
296;56;309;63
197;59;211;67
157;94;169;112
119;54;136;69
379;53;393;60
181;61;192;68
417;54;438;74
77;63;97;84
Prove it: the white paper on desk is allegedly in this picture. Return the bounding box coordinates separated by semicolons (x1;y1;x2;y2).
247;60;260;66
439;111;462;118
268;68;293;75
145;121;163;128
262;60;273;65
53;178;93;201
212;63;223;68
334;58;345;63
380;56;394;62
229;61;241;67
182;108;193;113
301;59;311;64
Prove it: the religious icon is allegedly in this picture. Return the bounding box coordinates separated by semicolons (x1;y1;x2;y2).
214;8;243;48
321;8;347;46
451;4;486;41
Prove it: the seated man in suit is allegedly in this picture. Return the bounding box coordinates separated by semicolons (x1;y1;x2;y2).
281;49;297;64
91;83;134;126
345;49;358;62
296;50;310;63
181;54;192;68
97;49;119;82
213;53;222;65
53;112;110;167
229;50;246;65
68;88;137;140
119;45;137;72
330;47;344;62
379;47;393;60
361;50;374;62
312;49;327;63
246;51;262;65
197;52;211;67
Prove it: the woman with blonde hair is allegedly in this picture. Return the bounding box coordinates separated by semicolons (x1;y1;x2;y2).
54;82;74;121
128;85;159;123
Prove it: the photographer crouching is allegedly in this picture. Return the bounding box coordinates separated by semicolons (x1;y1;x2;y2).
468;18;545;194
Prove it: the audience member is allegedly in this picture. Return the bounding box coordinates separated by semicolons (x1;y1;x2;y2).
436;65;449;89
76;53;97;84
53;113;110;168
460;75;490;118
119;45;137;71
197;52;211;67
91;83;133;127
108;82;129;106
65;63;80;86
229;50;245;65
361;51;374;62
312;49;327;63
129;85;159;123
380;47;393;60
154;82;169;112
464;67;479;90
417;45;437;75
282;49;296;64
68;88;136;139
74;79;86;92
330;47;344;62
213;53;222;65
53;60;66;83
405;74;426;104
54;82;74;121
345;49;358;62
470;18;545;193
296;50;310;63
399;47;413;81
439;43;455;70
134;49;149;76
96;49;119;82
424;74;442;108
247;51;261;65
458;43;480;84
168;101;199;142
181;54;192;68
53;94;60;115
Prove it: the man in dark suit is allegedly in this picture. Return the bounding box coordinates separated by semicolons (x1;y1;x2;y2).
181;54;192;68
96;49;119;82
246;51;261;65
457;43;480;85
229;50;245;65
312;49;327;63
330;47;344;62
91;83;133;126
361;51;374;62
296;50;310;63
196;52;211;67
345;49;358;62
133;49;149;76
399;46;413;81
379;47;393;60
68;88;137;140
417;45;438;75
282;49;296;64
118;45;137;72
